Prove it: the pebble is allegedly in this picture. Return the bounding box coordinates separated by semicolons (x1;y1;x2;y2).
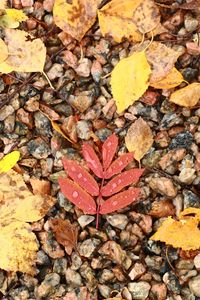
62;50;78;68
194;254;200;270
78;215;95;228
178;168;196;184
78;238;101;258
34;111;51;136
169;132;193;150
75;58;92;77
43;0;54;11
65;268;82;287
189;275;200;297
10;287;29;300
47;63;63;81
128;281;151;300
184;15;199;32
0;105;14;121
76;120;91;140
98;241;126;265
106;214;128;230
36;250;50;265
4;115;15;133
128;262;146;280
36;273;60;298
95;128;112;142
53;258;68;275
68;92;94;113
150;283;167;300
163;272;181;294
149;177;178;197
182;68;198;82
183;190;200;208
27;138;51;159
91;60;103;82
186;42;200;56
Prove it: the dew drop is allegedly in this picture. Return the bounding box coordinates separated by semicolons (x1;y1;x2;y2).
118;179;122;184
72;191;78;198
107;142;112;146
83;178;87;182
78;173;82;178
112;183;117;189
71;167;76;171
113;201;118;206
118;161;123;166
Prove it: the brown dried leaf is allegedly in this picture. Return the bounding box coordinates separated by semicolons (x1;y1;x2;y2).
125;117;153;162
53;0;98;41
49;219;78;255
30;178;51;196
169;83;200;107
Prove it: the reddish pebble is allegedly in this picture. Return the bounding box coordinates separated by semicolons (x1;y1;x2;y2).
186;42;200;56
21;0;33;7
43;0;55;11
140;90;158;105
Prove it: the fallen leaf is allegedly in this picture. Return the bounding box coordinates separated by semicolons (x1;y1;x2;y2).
111;51;151;113
169;83;200;107
0;0;7;9
102;133;118;170
0;170;56;274
0;150;20;173
82;143;103;178
49;219;78;255
132;0;160;34
0;38;8;63
53;0;98;41
150;67;184;89
151;207;200;250
125;117;153;162
51;121;74;144
0;9;28;28
146;41;182;82
30;178;51;196
0;29;46;73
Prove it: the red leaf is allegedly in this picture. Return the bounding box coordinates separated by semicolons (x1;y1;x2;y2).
82;143;103;178
103;152;134;179
58;177;97;214
102;133;118;170
62;159;99;196
99;188;141;214
101;168;144;197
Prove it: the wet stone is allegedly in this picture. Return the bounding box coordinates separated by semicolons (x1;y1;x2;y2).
183;190;200;208
78;238;101;258
106;214;128;230
57;191;74;211
71;252;82;270
179;168;196;184
28;138;51;159
128;262;146;280
75;58;92;77
149;177;178;198
160;113;183;129
128;281;151;300
169;131;193;150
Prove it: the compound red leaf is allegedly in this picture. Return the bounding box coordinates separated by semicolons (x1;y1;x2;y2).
99;188;141;214
102;133;118;170
82;143;103;178
101;168;144;197
103;152;134;179
58;177;97;214
62;159;99;196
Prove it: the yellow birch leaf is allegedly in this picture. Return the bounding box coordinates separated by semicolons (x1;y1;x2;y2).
0;29;46;73
150;67;184;89
0;150;20;173
151;208;200;250
53;0;98;41
0;9;28;28
132;0;160;34
0;221;38;275
169;83;200;107
111;51;151;113
0;38;8;63
125;117;153;162
51;121;74;143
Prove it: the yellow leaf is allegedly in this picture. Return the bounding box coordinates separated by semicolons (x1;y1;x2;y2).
150;67;184;89
0;150;20;173
0;29;46;73
0;38;8;63
0;0;7;9
111;51;151;113
0;221;38;274
0;9;28;28
125;117;153;162
132;0;160;34
98;0;143;43
169;83;200;107
151;208;200;250
51;120;73;143
0;170;56;273
53;0;98;41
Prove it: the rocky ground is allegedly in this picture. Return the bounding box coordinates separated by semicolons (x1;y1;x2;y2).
1;0;200;299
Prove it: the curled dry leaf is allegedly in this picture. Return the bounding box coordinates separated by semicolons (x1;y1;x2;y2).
0;9;28;28
0;38;8;63
146;41;182;83
151;207;200;250
53;0;98;41
0;170;56;274
125;117;153;162
0;150;20;173
169;83;200;107
132;0;160;34
0;29;46;73
150;67;184;89
49;219;78;255
30;178;51;196
111;51;151;113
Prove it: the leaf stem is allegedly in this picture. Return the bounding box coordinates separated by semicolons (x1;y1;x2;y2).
96;177;105;229
42;71;55;90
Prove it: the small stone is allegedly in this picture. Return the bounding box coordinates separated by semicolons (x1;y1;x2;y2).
71;253;82;270
0;105;14;121
163;272;181;294
106;214;128;230
182;68;198;82
169;132;193;150
68;92;94;113
186;42;200;56
98;284;111;299
98;241;126;265
78;238;101;258
194;254;200;270
65;268;82;287
16;108;33;128
4;115;15;133
179;168;196;184
183;190;200;209
10;287;29;300
62;50;78;68
184;15;199;32
36;273;60;298
27;138;51;159
53;258;68;275
128;262;146;280
149;199;175;218
21;0;33;6
91;60;102;82
95;128;112;142
76;120;91;140
34;111;51;136
149;177;178;198
150;283;167;300
47;63;63;81
36;250;50;265
128;281;151;300
43;0;55;11
189;275;200;297
78;215;95;228
75;58;92;77
99;269;114;283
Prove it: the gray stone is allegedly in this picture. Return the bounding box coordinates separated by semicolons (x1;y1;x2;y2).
78;215;95;228
128;281;151;299
189;275;200;297
27;138;51;159
78;238;101;258
65;268;82;287
184;16;199;32
106;214;128;230
76;120;91;140
47;63;63;80
183;190;200;209
0;105;14;121
36;273;60;298
34;111;51;136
